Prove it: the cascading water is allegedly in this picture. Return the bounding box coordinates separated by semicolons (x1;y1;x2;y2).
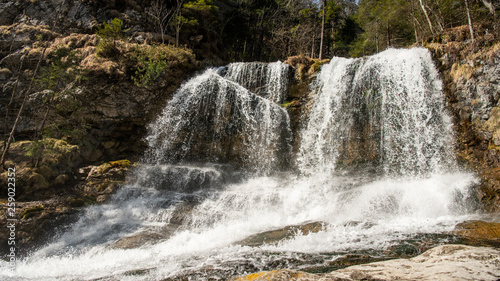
1;50;480;281
298;48;455;176
225;61;290;104
145;69;292;174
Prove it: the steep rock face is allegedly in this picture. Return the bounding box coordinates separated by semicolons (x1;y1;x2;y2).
231;245;500;281
0;24;198;164
427;24;500;211
0;0;146;35
0;16;198;254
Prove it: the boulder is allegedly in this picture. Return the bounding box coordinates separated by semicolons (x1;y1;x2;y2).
453;220;500;246
236;222;326;247
230;245;500;281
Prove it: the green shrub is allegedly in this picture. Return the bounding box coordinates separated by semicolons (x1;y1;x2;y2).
96;18;128;58
21;204;44;220
131;45;168;87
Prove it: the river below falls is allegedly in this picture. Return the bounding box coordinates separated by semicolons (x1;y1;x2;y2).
2;166;481;280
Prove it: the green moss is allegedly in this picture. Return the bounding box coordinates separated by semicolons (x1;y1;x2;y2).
98;159;131;174
109;159;131;168
54;174;70;185
280;101;291;108
21;204;44;220
97;163;112;174
69;195;97;207
97;181;116;192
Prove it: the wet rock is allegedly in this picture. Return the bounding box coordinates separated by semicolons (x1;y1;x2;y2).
0;199;81;258
112;231;169;249
427;33;500;211
133;164;238;192
79;160;133;202
236;222;326;247
230;245;500;281
453;220;500;246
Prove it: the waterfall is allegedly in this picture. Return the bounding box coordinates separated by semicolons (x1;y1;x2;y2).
225;61;291;104
1;54;479;281
299;48;455;176
146;69;292;174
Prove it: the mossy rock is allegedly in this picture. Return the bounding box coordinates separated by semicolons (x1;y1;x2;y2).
97;159;131;174
54;174;70;185
21;204;44;220
38;164;55;180
97;162;112;174
68;195;97;207
30;172;50;191
96;180;121;193
18;168;49;192
40;138;81;168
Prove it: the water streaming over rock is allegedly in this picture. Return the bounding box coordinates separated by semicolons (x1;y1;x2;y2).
145;69;292;174
298;48;455;176
1;52;480;281
225;61;291;104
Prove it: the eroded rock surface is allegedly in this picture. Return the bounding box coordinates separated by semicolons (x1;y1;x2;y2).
231;245;500;281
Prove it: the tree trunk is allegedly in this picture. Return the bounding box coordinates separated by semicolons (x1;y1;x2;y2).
465;0;475;42
410;0;419;44
1;48;46;170
481;0;495;15
311;32;315;58
386;23;391;47
419;0;434;34
4;56;24;138
319;0;326;60
175;9;181;47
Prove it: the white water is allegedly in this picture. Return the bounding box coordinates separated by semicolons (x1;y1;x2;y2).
299;48;455;176
145;69;291;174
225;61;290;104
1;51;480;280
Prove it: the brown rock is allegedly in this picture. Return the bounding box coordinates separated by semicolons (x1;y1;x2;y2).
236;222;326;247
454;220;500;241
230;245;500;281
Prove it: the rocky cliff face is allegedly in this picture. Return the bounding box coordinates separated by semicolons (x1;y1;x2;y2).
426;23;500;212
0;1;199;255
0;0;148;35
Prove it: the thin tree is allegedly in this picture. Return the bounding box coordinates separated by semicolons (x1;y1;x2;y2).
319;0;326;60
174;0;184;47
147;0;174;44
418;0;435;34
1;48;46;170
481;0;496;16
465;0;474;42
410;0;419;44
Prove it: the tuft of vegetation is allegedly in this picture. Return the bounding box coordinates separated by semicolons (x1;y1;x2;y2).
97;159;132;174
21;204;44;220
69;195;97;207
96;18;128;58
131;45;168;87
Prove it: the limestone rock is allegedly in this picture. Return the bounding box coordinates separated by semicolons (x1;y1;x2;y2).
231;245;500;281
454;220;500;244
237;222;326;247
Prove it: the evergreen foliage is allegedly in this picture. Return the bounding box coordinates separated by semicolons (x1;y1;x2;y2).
135;0;497;60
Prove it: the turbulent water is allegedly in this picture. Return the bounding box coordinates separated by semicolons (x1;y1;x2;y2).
1;49;480;281
145;69;291;174
298;48;454;176
225;61;291;104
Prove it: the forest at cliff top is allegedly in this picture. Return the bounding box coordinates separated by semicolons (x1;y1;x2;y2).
2;0;498;62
